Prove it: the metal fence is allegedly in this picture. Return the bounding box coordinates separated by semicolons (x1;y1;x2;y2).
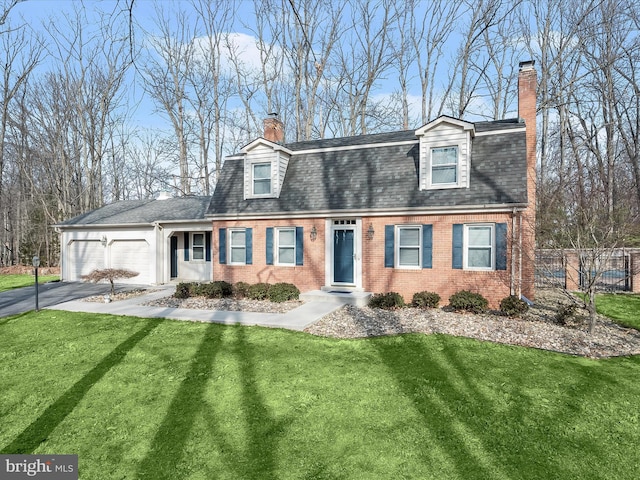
535;249;634;292
535;251;566;288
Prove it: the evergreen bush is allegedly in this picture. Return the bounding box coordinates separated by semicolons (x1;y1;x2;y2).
500;295;529;317
247;282;271;300
448;290;488;314
369;292;405;310
267;282;300;302
412;291;441;309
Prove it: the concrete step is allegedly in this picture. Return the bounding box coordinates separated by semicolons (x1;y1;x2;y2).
300;289;371;307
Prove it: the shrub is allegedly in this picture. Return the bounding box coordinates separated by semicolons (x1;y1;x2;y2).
268;282;300;302
555;303;577;325
369;292;405;310
412;291;441;309
197;281;233;299
233;281;251;299
247;282;271;300
448;290;488;314
174;282;192;299
500;295;529;317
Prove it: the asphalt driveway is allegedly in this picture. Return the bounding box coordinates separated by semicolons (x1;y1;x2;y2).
0;282;141;317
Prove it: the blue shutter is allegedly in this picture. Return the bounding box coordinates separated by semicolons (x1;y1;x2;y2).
422;224;433;268
266;227;274;265
219;228;226;264
384;225;395;268
205;231;211;262
452;224;463;269
246;228;253;265
495;223;507;270
296;227;304;265
184;232;189;261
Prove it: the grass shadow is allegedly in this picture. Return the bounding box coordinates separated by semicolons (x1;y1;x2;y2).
1;318;161;454
136;322;222;479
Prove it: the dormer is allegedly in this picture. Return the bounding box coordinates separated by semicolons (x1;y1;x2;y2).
415;116;475;190
241;138;293;199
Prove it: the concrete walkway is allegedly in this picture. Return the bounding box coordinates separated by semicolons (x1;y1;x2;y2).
46;285;343;331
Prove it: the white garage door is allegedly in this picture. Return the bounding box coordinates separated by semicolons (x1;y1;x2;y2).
68;240;105;281
109;240;151;284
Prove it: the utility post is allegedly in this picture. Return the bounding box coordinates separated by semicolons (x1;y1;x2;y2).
33;255;40;312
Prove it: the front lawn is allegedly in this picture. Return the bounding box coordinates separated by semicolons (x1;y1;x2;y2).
595;293;640;330
1;311;639;479
0;274;60;292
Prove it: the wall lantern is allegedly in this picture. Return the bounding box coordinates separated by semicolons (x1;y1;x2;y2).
100;235;107;247
310;225;318;241
367;223;375;240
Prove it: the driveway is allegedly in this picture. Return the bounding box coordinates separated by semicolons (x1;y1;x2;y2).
0;282;143;317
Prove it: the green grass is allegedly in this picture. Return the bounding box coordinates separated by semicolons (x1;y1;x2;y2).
1;312;639;479
594;293;640;330
0;274;60;292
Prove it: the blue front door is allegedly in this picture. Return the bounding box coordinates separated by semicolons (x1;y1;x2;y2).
333;229;354;284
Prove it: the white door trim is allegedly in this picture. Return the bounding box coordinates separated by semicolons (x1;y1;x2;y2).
325;218;362;289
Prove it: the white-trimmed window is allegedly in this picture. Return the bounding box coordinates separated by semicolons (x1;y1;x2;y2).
431;146;458;185
276;227;296;265
229;229;247;265
396;225;421;268
464;224;494;270
252;162;272;195
192;233;205;260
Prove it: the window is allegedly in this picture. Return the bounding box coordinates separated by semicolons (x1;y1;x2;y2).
276;228;295;265
229;229;247;264
465;224;494;270
253;162;271;195
397;226;421;268
431;146;458;185
192;233;204;260
385;225;432;269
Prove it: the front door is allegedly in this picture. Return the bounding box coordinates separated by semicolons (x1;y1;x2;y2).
333;228;355;284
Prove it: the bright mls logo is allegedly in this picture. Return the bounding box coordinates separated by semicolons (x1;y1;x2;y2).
1;455;78;479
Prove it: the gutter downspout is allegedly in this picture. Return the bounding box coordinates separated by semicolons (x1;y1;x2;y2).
518;212;523;299
511;209;517;296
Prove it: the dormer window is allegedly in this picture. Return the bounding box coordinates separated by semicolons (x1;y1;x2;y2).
241;139;292;199
415;116;474;191
252;162;272;195
431;146;458;185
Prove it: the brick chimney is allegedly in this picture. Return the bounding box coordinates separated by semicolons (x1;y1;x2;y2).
518;60;537;301
263;114;284;144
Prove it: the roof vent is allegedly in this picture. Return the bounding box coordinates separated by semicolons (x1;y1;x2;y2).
156;191;172;200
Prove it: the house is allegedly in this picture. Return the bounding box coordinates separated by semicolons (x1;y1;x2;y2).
207;62;537;308
56;61;536;308
56;194;213;285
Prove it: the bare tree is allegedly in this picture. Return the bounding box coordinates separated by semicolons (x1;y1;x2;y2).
142;5;196;195
0;14;41;265
188;0;235;193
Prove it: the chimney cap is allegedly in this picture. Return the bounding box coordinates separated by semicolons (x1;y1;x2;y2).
519;60;535;71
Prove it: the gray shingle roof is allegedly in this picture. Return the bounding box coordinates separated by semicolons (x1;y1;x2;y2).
58;196;212;226
208;119;528;217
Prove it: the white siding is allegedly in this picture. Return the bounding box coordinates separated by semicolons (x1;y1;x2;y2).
419;123;470;190
243;143;291;199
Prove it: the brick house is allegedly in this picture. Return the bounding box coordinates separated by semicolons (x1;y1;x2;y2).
207;62;537;308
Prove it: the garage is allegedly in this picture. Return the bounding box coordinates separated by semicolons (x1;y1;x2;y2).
67;240;105;281
109;239;151;284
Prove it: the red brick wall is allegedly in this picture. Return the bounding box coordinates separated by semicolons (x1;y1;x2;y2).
362;213;514;309
213;212;520;309
213;218;324;292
